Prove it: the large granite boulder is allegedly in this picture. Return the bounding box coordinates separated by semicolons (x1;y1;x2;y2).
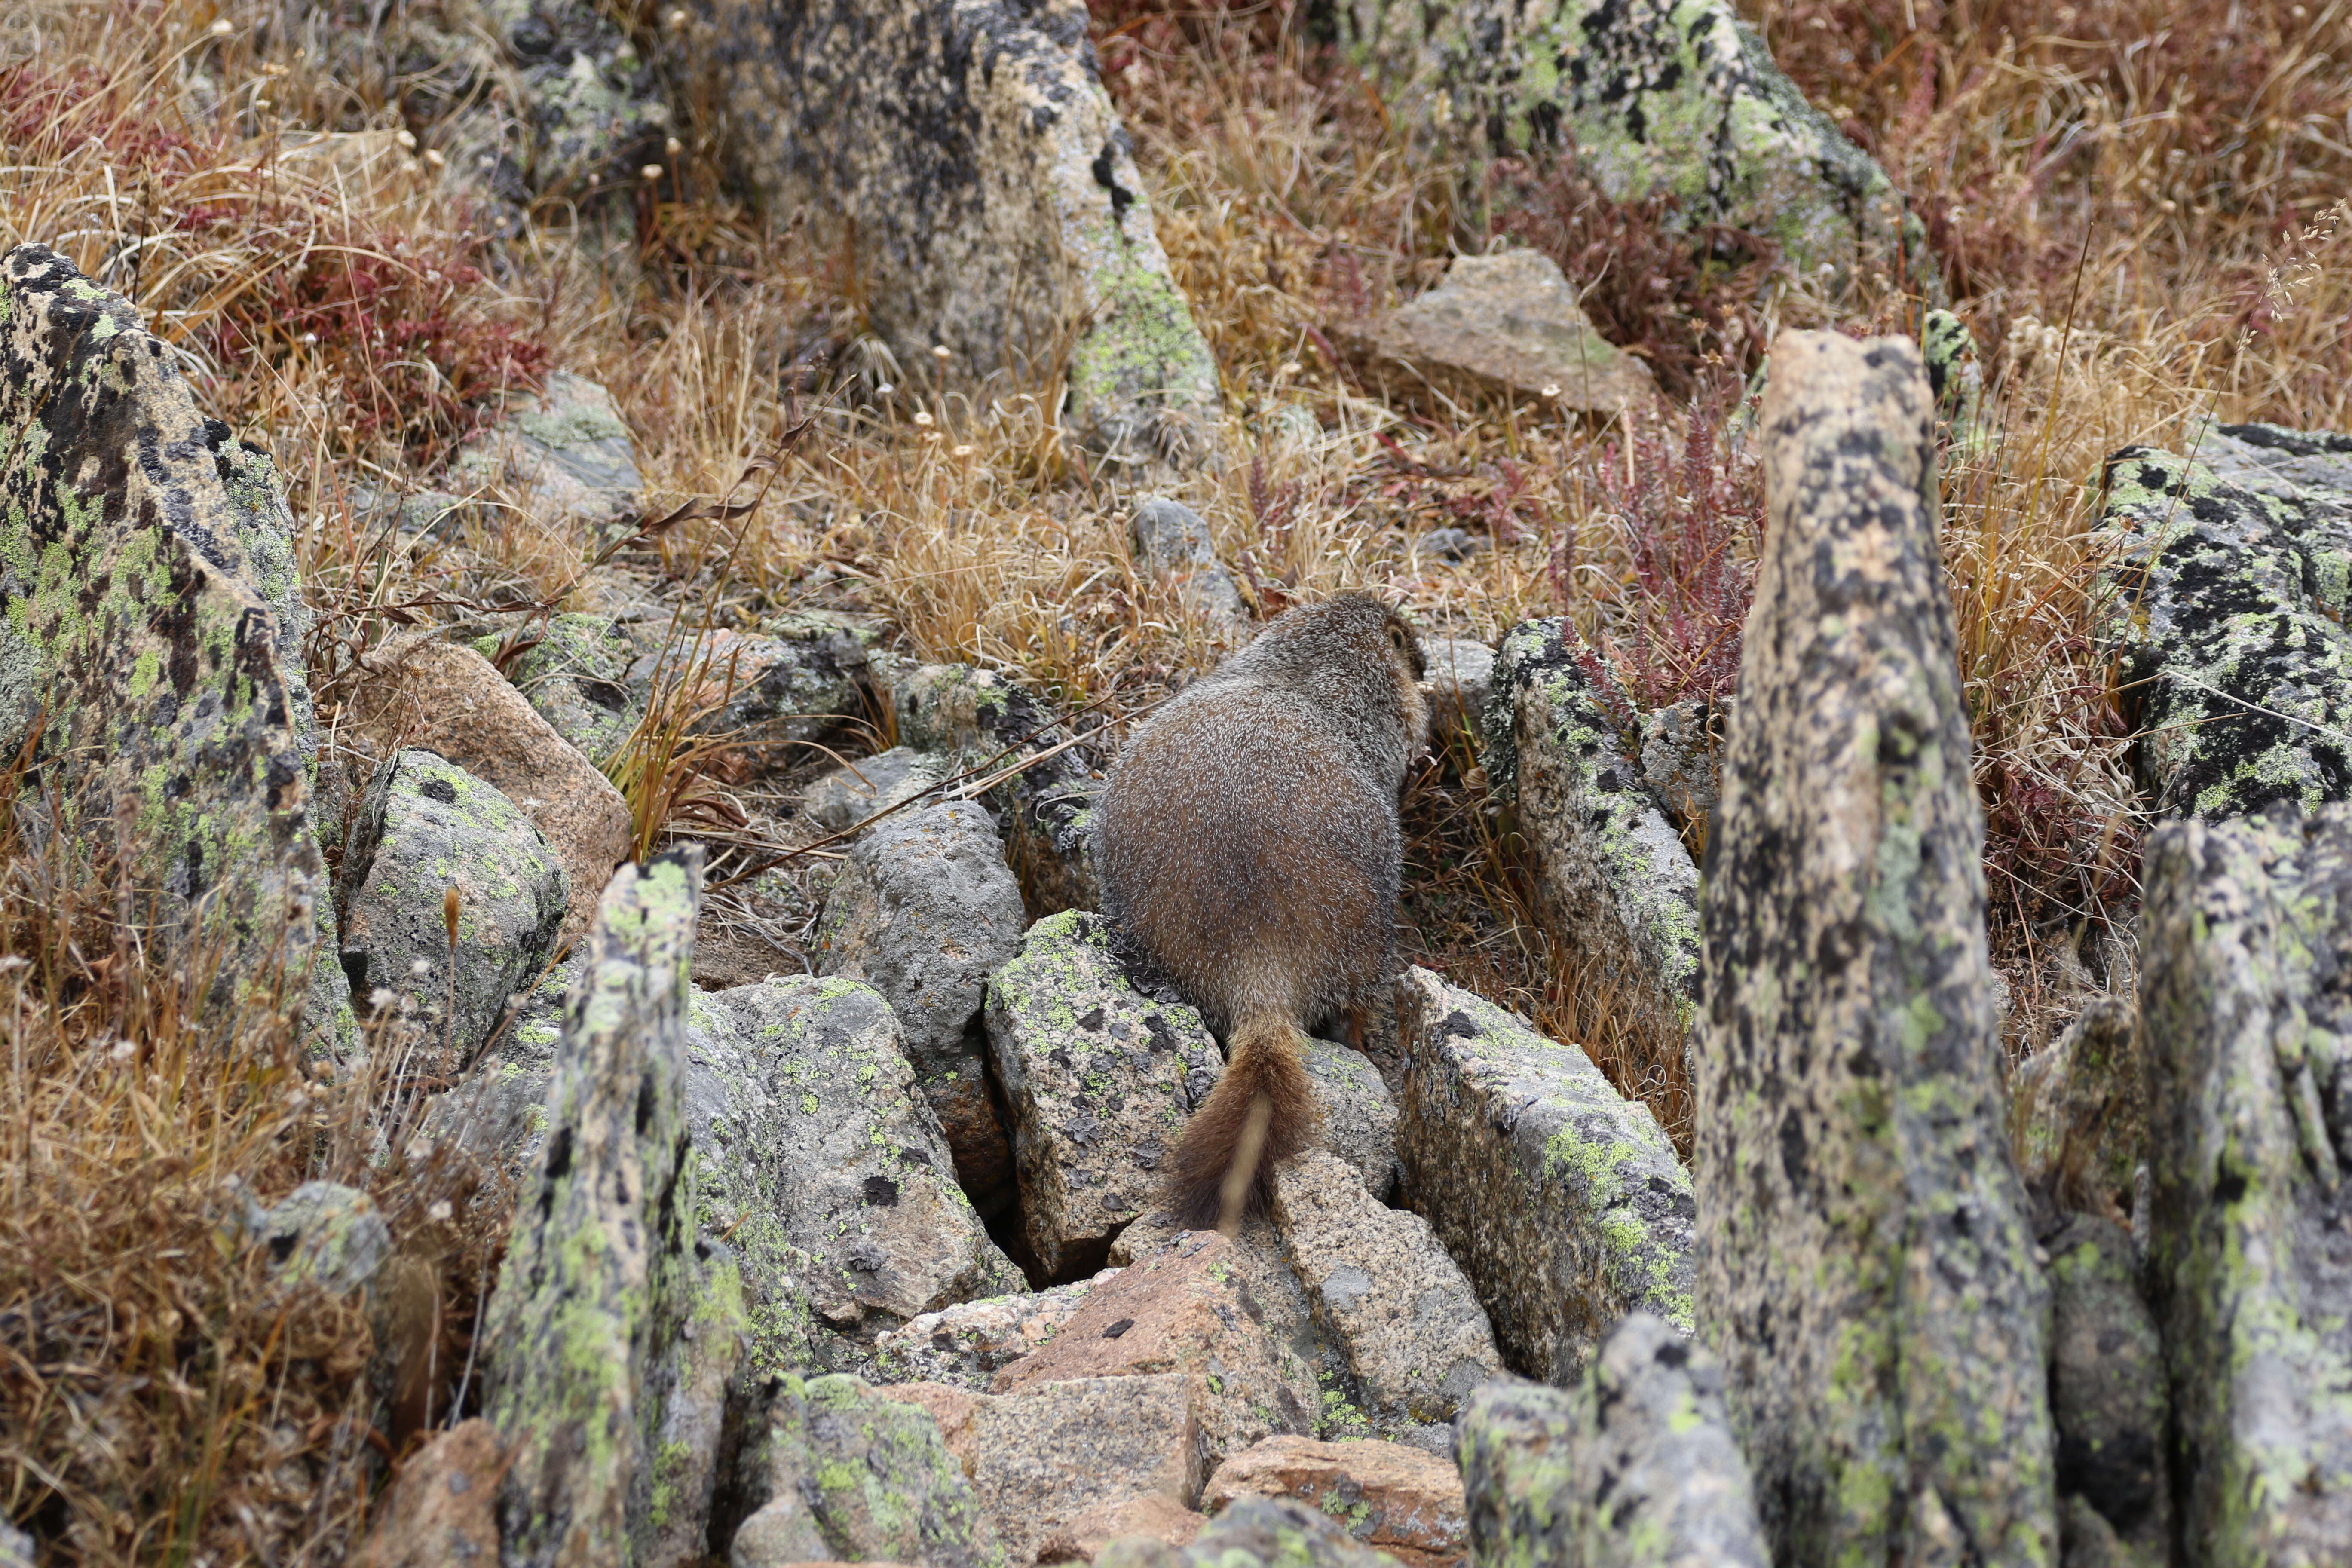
0;243;334;1028
1697;332;2053;1561
1395;968;1694;1384
660;0;1219;463
2138;802;2352;1561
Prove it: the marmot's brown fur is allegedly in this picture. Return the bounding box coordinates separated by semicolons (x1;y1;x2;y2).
1097;591;1429;1227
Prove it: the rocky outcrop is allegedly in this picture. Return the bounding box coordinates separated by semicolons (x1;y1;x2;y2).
799;745;952;835
1203;1437;1467;1568
1329;0;1925;286
2094;442;2352;820
1457;1314;1767;1568
480;849;712;1566
983;910;1222;1276
1336;251;1654;416
816;801;1026;1213
0;243;333;1026
1271;1150;1502;1439
2138;803;2352;1562
337;749;567;1057
1301;1038;1401;1200
895;662;1106;915
1697;332;2052;1560
660;0;1219;463
1394;969;1694;1384
449;371;646;532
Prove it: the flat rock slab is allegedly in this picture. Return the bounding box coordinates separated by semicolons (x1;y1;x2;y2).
1338;251;1654;416
1458;1313;1767;1568
687;975;1018;1365
992;1228;1318;1471
983;910;1222;1277
2095;443;2352;818
0;243;329;1023
337;749;567;1059
1204;1436;1467;1568
1395;968;1694;1384
1271;1149;1502;1436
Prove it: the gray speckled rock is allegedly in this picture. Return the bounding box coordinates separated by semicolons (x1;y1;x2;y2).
2198;420;2352;521
1394;968;1693;1385
1700;332;2052;1562
2045;1214;2168;1561
423;953;581;1176
870;1272;1119;1389
1483;618;1700;1049
661;0;1218;464
2138;803;2352;1562
816;801;1026;1213
1923;309;1988;456
1637;697;1723;846
482;848;705;1566
0;1522;29;1568
983;910;1222;1276
731;1373;1001;1568
1097;1495;1390;1568
486;612;641;769
1422;637;1495;751
1131;497;1249;627
238;1180;394;1296
643;1233;751;1568
1333;0;1925;288
630;612;883;760
1271;1149;1501;1434
0;243;333;1031
1302;1038;1400;1200
799;745;953;835
895;663;1106;916
688;976;1019;1371
1458;1314;1767;1568
451;371;645;531
2094;442;2352;820
337;749;568;1059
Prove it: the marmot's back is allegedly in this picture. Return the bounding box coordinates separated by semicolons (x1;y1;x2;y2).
1096;591;1428;1224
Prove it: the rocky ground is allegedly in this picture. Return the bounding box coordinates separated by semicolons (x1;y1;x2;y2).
5;0;2352;1564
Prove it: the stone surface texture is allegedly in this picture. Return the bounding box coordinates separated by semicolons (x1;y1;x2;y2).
1458;1314;1767;1568
1301;1038;1401;1200
991;1228;1319;1470
1637;697;1723;847
2094;442;2352;820
983;910;1223;1276
1483;619;1700;1045
450;370;645;530
627;611;883;760
352;1419;505;1568
2045;1213;2169;1561
1203;1436;1466;1568
337;748;567;1057
490;610;641;768
1337;251;1654;416
1394;968;1694;1384
1130;496;1248;626
872;1271;1119;1388
1697;331;2052;1561
894;662;1107;916
800;745;952;835
1421;637;1495;751
2012;998;2145;1229
815;800;1025;1211
343;637;631;942
1271;1150;1501;1434
1095;1496;1394;1568
687;975;1018;1372
480;849;706;1567
662;0;1219;462
0;243;330;1023
1109;1214;1331;1407
424;953;579;1176
2137;803;2352;1564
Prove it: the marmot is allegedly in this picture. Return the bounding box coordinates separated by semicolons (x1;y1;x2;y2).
1097;591;1429;1227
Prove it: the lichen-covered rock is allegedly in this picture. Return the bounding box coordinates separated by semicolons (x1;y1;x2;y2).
1698;331;2052;1561
1301;1039;1400;1200
875;1375;1205;1565
1923;309;1988;456
630;612;885;761
337;749;568;1059
816;801;1026;1214
2045;1214;2168;1561
1096;1495;1394;1568
641;1234;751;1568
1636;697;1722;847
1457;1314;1767;1568
872;1272;1120;1389
991;1228;1319;1471
1336;251;1654;416
2012;998;2146;1231
1394;969;1693;1384
1332;0;1925;286
895;663;1107;916
1482;619;1700;1049
1130;497;1249;627
0;243;331;1025
729;1373;1000;1568
1204;1436;1467;1568
1271;1150;1502;1435
687;975;1019;1369
488;611;642;768
2137;803;2352;1562
983;911;1223;1277
2197;420;2352;521
2093;444;2352;819
1421;637;1495;751
237;1180;394;1295
662;0;1219;463
481;848;706;1566
800;745;953;835
450;371;646;531
344;638;631;943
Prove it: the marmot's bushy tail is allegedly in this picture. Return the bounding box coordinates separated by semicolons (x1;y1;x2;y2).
1169;1015;1319;1229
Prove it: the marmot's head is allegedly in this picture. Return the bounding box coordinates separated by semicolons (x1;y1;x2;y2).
1233;591;1430;763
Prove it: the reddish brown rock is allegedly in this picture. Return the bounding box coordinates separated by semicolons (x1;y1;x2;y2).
1037;1494;1206;1563
354;1419;504;1568
1204;1436;1467;1568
